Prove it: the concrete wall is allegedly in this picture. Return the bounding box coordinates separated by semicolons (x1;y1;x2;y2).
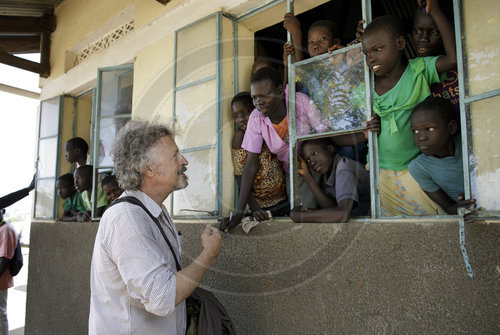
25;219;499;334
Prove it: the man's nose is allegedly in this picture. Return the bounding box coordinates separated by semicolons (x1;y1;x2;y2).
180;153;188;165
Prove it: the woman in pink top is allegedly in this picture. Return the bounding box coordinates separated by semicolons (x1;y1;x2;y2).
223;67;328;232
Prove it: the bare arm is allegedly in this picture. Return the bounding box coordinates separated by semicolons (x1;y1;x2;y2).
424;189;475;215
290;198;354;223
423;0;457;73
174;225;222;305
225;152;260;231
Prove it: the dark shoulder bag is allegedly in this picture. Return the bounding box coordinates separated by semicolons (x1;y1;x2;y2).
110;196;236;335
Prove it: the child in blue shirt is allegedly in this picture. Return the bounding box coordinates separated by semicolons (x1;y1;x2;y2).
408;96;475;214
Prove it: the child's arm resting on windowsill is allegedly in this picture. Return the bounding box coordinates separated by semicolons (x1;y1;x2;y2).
424;189;476;215
290;198;354;223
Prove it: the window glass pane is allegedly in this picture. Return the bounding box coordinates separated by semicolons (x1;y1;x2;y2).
294;47;366;135
174;80;216;148
173;148;216;216
463;0;500;95
34;178;55;218
469;95;500;211
99;68;133;117
37;137;58;178
39;97;60;138
97;116;130;167
176;16;216;87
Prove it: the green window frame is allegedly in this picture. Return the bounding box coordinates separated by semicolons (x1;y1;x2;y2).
92;64;133;220
34;96;63;220
170;12;225;218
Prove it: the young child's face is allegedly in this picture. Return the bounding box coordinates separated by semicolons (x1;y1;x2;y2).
411;12;443;57
362;28;405;78
301;142;335;175
102;182;123;202
307;26;335;57
232;101;252;131
56;180;75;199
64;142;78;163
73;169;91;193
411;109;456;158
250;80;284;118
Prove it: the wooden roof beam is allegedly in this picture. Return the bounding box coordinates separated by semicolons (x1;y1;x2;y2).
0;13;55;34
0;35;40;53
0;49;49;77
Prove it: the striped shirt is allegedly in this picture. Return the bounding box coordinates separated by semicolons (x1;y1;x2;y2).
89;189;185;334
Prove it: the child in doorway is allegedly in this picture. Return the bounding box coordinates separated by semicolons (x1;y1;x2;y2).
64;137;89;168
231;92;289;220
73;165;109;221
223;67;328;232
56;173;86;221
360;0;456;216
291;138;370;223
408;96;475;214
101;174;124;203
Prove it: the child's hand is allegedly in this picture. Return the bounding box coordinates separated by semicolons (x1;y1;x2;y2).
283;13;301;36
417;0;440;16
283;41;295;66
250;208;270;222
456;194;477;219
364;115;381;138
355;19;365;42
297;155;311;177
327;42;345;54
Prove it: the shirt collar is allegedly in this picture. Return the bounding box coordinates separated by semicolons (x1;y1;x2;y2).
322;154;340;187
121;189;164;218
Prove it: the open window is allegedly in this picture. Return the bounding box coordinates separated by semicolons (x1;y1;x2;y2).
91;64;133;220
34;96;62;219
233;0;489;220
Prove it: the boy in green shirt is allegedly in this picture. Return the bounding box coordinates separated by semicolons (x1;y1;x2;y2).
56;173;86;222
74;165;109;221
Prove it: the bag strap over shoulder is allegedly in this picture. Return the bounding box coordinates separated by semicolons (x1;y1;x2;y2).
110;196;182;271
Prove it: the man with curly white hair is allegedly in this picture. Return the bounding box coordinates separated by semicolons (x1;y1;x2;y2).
89;120;223;334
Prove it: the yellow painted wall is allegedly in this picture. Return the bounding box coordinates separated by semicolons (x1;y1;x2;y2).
51;0;183;79
464;0;500;211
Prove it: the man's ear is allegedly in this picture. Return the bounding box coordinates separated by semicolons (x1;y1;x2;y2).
143;164;155;177
448;119;458;135
397;35;406;51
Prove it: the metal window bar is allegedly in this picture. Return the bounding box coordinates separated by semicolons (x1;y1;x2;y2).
170;12;223;219
33;96;63;220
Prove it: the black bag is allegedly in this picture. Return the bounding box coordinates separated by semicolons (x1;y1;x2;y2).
9;238;23;276
111;197;236;335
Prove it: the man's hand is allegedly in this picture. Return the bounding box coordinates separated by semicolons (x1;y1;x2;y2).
200;224;222;259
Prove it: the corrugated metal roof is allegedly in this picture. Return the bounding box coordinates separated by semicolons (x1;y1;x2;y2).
0;0;64;17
